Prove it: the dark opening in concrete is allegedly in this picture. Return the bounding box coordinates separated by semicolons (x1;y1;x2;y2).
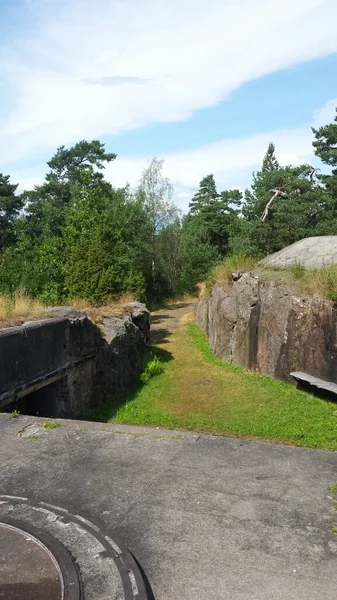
3;377;70;418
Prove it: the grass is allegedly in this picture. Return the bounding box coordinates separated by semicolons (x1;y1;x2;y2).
10;409;20;418
329;483;337;495
204;254;337;303
0;291;44;322
206;254;257;293
0;290;138;326
257;263;337;302
42;421;61;429
27;434;39;440
91;313;337;450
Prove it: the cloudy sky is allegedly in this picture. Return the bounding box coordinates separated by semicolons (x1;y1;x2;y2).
1;0;337;210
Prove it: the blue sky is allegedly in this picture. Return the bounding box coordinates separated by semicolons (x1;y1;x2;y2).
1;0;337;210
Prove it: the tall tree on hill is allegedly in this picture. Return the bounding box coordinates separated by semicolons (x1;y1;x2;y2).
0;174;22;252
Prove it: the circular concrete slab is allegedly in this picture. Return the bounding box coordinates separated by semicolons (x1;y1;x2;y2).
0;523;62;600
0;496;150;600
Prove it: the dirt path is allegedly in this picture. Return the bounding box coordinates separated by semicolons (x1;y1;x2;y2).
150;301;196;344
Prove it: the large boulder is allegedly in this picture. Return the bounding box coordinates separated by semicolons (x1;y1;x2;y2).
195;273;337;384
259;236;337;269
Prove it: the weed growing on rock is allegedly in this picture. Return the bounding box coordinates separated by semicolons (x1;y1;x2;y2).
42;421;61;429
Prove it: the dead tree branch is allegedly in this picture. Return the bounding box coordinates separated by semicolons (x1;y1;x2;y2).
260;188;287;222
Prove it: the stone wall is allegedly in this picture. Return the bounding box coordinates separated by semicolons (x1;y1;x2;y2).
0;302;150;418
195;273;337;384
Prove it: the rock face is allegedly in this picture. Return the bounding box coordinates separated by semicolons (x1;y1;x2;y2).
0;302;150;418
195;273;337;384
259;235;337;269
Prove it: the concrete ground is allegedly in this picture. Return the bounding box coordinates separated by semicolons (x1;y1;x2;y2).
0;413;336;599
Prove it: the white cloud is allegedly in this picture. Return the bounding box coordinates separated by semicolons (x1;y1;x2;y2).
1;0;337;164
312;98;337;126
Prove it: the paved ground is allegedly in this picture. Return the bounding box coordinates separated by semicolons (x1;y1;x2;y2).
259;235;337;268
0;413;336;599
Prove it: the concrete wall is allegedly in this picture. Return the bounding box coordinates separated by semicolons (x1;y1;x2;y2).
0;303;150;418
195;273;337;384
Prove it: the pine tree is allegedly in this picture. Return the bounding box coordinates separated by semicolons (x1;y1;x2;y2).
0;174;21;252
312;107;337;199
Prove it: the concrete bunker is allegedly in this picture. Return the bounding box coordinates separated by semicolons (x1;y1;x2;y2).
0;303;150;419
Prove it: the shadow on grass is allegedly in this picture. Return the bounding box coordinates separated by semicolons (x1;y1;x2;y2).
87;345;173;423
150;314;175;324
151;327;172;345
164;302;193;310
296;381;337;403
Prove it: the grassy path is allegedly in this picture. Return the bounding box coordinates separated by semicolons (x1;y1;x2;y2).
94;303;337;450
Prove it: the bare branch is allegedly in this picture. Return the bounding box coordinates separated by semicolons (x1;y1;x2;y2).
260;188;287;222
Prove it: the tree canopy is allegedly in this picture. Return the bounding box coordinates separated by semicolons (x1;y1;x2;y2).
1;107;337;304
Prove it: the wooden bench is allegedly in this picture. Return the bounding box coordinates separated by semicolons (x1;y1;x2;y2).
290;371;337;396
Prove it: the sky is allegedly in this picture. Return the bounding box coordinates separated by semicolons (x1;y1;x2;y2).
1;0;337;211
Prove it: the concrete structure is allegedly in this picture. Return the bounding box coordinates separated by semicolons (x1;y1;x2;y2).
259;235;337;269
0;303;150;418
0;415;336;599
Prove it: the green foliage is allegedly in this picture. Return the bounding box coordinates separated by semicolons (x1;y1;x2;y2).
89;310;337;451
10;409;19;418
289;263;306;279
0;173;22;251
329;483;337;495
42;421;61;429
206;254;257;292
140;352;164;384
188;175;242;257
313;108;337;200
2;106;337;307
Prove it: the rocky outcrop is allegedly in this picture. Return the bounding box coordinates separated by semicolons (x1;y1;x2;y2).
0;302;150;418
195;273;337;384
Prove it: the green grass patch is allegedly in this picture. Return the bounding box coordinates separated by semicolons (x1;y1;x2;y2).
42;421;61;429
205;254;337;303
329;483;337;495
90;318;337;450
206;254;257;293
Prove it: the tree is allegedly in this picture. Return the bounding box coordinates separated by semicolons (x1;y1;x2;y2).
137;158;180;291
0;142;120;302
189;174;219;214
179;213;219;293
64;180;148;303
231;143;330;257
312;107;337;212
188;175;242;256
0;174;22;252
155;220;182;297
